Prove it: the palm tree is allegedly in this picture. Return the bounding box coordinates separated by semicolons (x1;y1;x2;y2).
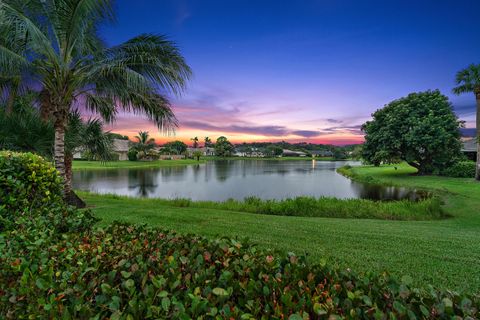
453;64;480;180
1;100;114;194
0;0;191;195
204;136;212;148
191;136;199;148
134;131;156;157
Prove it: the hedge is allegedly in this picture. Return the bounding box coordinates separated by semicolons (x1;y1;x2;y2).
442;161;476;178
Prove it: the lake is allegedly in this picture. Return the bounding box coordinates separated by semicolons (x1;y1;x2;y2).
73;160;424;201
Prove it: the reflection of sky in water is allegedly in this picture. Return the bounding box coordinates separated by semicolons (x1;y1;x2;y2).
73;160;421;201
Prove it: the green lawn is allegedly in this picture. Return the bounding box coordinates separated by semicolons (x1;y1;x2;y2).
73;159;206;170
78;163;480;293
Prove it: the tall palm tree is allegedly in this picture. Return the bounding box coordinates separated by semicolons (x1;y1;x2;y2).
134;131;156;156
0;0;191;194
453;64;480;180
191;136;199;148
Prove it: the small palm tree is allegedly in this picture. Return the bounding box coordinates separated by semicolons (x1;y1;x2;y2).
453;64;480;180
0;101;114;192
191;136;199;148
0;0;191;195
134;131;156;156
204;136;212;148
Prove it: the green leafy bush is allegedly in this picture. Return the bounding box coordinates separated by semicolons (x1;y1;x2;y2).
1;222;478;319
127;149;138;161
0;151;97;233
442;161;476;178
0;151;63;212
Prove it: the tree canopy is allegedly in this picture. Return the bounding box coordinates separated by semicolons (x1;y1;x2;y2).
163;140;187;155
214;136;234;157
0;0;191;194
362;90;462;174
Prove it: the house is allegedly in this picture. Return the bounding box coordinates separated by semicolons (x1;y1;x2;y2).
113;139;130;161
462;138;477;161
233;147;266;157
186;147;215;156
282;149;308;157
310;150;333;157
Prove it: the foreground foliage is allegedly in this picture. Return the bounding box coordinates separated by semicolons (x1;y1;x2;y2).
1;152;479;318
2;222;479;319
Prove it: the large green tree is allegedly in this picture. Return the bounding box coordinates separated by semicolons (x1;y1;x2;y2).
163;140;187;155
214;136;234;157
0;0;191;195
453;64;480;180
362;90;462;174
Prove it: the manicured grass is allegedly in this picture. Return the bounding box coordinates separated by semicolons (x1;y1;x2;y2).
73;159;205;170
79;164;480;293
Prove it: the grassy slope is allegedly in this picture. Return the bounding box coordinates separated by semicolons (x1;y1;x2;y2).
73;159;206;170
79;163;480;293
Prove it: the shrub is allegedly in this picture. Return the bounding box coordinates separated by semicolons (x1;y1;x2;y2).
0;151;98;233
442;161;476;178
1;222;478;319
0;151;63;212
127;149;138;161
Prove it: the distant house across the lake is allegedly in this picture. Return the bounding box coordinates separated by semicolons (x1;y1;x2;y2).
310;150;333;158
461;138;477;161
282;149;307;157
113;139;130;161
186;147;215;157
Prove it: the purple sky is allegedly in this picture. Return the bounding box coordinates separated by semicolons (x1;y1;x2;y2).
98;0;480;145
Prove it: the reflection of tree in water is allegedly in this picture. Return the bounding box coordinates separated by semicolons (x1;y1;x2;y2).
350;181;419;201
73;169;124;188
158;166;188;182
191;164;201;183
128;169;158;197
214;160;234;182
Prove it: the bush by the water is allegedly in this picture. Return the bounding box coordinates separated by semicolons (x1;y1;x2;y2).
442;161;476;178
155;195;444;221
1;151;478;319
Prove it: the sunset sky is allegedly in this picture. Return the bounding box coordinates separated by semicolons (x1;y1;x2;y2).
97;0;480;145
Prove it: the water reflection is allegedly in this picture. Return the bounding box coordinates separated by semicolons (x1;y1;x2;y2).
73;160;425;202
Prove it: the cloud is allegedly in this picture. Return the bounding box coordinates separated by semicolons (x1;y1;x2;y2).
326;118;343;124
291;130;321;137
181;121;290;136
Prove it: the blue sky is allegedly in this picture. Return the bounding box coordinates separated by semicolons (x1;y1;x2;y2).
101;0;480;144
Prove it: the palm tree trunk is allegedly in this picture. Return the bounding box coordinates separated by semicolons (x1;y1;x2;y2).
5;82;18;115
476;93;480;181
65;153;73;195
54;122;67;193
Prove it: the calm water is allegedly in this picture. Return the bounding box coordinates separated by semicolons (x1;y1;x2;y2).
73;160;424;201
